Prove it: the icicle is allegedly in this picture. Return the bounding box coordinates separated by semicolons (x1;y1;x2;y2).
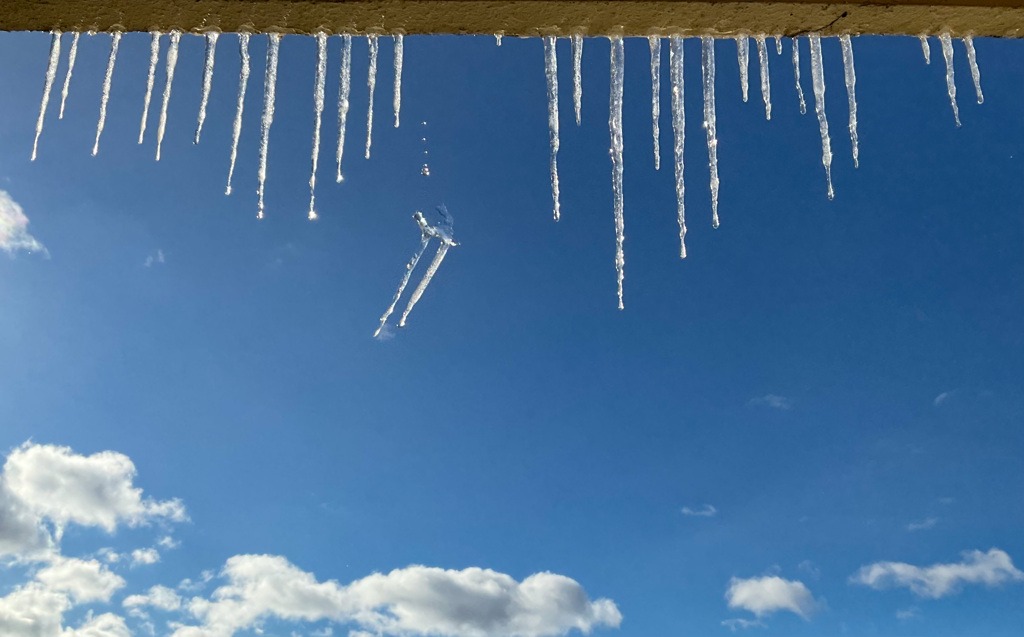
495;33;503;46
609;36;626;309
31;30;61;161
376;235;430;337
398;209;457;328
701;36;720;229
257;33;281;219
840;35;859;168
336;34;353;182
919;35;931;64
58;31;79;119
572;33;583;125
225;32;250;195
305;32;329;221
138;31;161;144
92;31;121;157
543;35;561;221
365;34;379;159
808;33;834;200
735;35;749;102
774;35;783;55
649;36;661;170
155;30;182;162
194;31;220;144
939;33;961;127
670;36;686;259
393;34;404;128
756;34;771;120
792;36;807;115
399;243;450;327
963;35;983;104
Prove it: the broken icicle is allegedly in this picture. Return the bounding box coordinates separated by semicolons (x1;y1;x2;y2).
31;30;61;161
225;32;250;195
92;31;121;156
701;36;720;229
365;34;379;159
963;35;983;104
336;34;352;182
808;33;834;200
609;36;626;309
194;31;220;144
649;36;661;170
139;31;160;144
393;33;404;128
792;36;807;115
155;30;182;162
840;35;859;168
756;34;771;120
736;35;749;102
572;33;583;125
670;36;686;259
376;234;430;337
920;35;931;64
257;33;281;219
938;33;961;126
544;35;561;221
58;31;79;119
308;32;328;220
397;207;458;329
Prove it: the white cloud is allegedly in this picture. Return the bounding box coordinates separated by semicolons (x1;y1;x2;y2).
35;556;125;603
144;250;165;267
158;536;181;550
721;618;765;631
124;585;183;612
66;612;131;637
680;504;717;518
96;548;123;564
851;549;1024;598
933;391;953;406
171;555;621;637
906;518;938;532
132;548;161;567
0;190;47;257
895;606;919;621
725;576;818;619
749;395;792;410
796;561;820;579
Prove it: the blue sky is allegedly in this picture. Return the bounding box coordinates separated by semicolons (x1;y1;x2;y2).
0;30;1022;637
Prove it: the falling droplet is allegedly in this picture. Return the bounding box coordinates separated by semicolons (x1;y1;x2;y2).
792;36;807;115
840;34;859;168
939;33;961;127
670;35;686;259
336;34;352;182
963;35;983;104
139;31;161;144
257;33;281;219
756;34;771;120
649;36;661;170
365;34;379;159
735;35;749;103
919;35;931;64
701;36;720;228
609;35;626;309
808;33;834;200
58;31;80;119
393;33;404;127
225;32;250;195
155;29;182;162
92;30;122;157
308;32;328;221
194;31;220;144
543;35;561;221
31;30;61;161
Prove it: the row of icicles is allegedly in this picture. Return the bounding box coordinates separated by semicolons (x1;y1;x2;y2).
29;30;984;310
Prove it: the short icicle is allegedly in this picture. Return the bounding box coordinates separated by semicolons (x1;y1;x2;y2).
225;32;250;195
139;31;161;144
155;30;182;161
609;36;626;309
572;33;583;125
543;35;561;221
701;36;720;229
336;34;353;182
963;35;983;104
670;36;686;259
393;33;404;127
58;31;79;119
308;32;328;220
939;33;961;127
840;35;859;168
808;33;834;200
257;33;281;219
365;34;379;159
31;30;61;161
735;35;749;102
774;35;783;55
92;31;122;156
194;31;220;144
495;33;503;46
649;36;661;170
792;37;807;115
919;35;931;64
756;34;771;120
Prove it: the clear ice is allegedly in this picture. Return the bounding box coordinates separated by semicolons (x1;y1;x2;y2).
92;31;122;156
31;30;61;161
649;36;661;170
393;33;404;127
257;33;281;219
808;33;834;200
670;36;686;258
736;35;749;103
701;36;720;229
792;36;807;115
756;34;771;120
840;35;859;168
939;33;961;126
544;35;561;221
336;34;353;182
308;32;328;220
919;35;931;64
194;31;220;144
963;35;983;104
58;30;79;119
365;34;379;159
155;30;182;162
496;33;503;46
609;36;626;309
139;31;161;144
396;207;458;329
572;33;583;125
225;32;250;195
774;36;782;55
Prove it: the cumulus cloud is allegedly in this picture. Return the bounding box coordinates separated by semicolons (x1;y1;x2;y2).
0;190;47;257
132;548;161;567
725;576;818;619
680;504;717;518
851;549;1024;598
124;585;183;612
749;395;792;410
906;518;938;532
35;556;125;603
158;536;181;550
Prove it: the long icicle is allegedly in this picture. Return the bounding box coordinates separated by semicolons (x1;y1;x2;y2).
139;31;161;144
670;36;686;259
963;35;983;104
792;36;807;115
399;242;451;327
31;30;61;161
544;35;561;221
257;33;281;219
840;35;859;168
756;34;771;120
308;32;328;220
225;32;250;195
194;31;220;144
92;31;121;156
609;36;626;309
58;31;79;119
701;36;720;229
649;36;661;170
808;33;834;200
365;34;379;159
336;34;353;182
939;33;961;127
572;33;583;125
393;33;403;127
376;235;431;337
920;35;931;64
155;30;182;161
736;35;749;102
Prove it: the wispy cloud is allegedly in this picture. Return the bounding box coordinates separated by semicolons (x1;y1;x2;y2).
934;390;957;406
797;560;821;579
0;189;47;257
681;504;717;518
851;548;1024;598
907;517;938;532
144;249;165;267
749;395;792;410
721;618;765;631
896;606;920;621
